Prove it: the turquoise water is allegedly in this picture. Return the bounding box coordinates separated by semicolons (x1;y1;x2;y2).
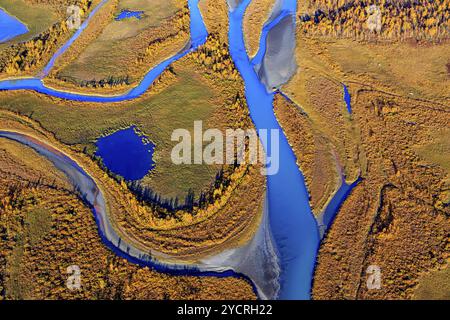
0;9;28;43
96;127;155;181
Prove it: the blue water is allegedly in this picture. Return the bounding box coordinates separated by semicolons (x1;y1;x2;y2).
96;127;155;181
39;0;109;78
115;10;144;20
229;0;320;299
343;84;352;114
0;9;28;43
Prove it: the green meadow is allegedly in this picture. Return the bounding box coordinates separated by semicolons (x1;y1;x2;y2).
0;63;223;200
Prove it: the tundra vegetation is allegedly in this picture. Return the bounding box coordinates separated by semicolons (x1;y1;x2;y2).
299;0;450;41
0;0;448;300
0;9;266;296
0;109;260;299
243;0;276;57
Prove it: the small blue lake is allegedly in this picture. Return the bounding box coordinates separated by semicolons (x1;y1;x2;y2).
115;10;144;21
0;8;28;43
95;127;155;181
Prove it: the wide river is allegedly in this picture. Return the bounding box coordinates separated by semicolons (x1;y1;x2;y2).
0;0;357;299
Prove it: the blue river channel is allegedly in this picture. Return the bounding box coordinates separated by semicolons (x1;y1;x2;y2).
0;8;28;43
0;0;360;300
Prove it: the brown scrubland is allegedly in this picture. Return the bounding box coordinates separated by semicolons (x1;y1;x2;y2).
274;94;341;215
0;156;255;299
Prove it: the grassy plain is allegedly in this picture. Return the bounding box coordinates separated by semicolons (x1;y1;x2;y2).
0;58;225;200
413;267;450;300
53;0;189;88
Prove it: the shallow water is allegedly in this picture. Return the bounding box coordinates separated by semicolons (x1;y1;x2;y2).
96;127;155;181
0;9;28;43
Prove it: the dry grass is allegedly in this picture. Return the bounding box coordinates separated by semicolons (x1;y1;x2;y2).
243;0;275;57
